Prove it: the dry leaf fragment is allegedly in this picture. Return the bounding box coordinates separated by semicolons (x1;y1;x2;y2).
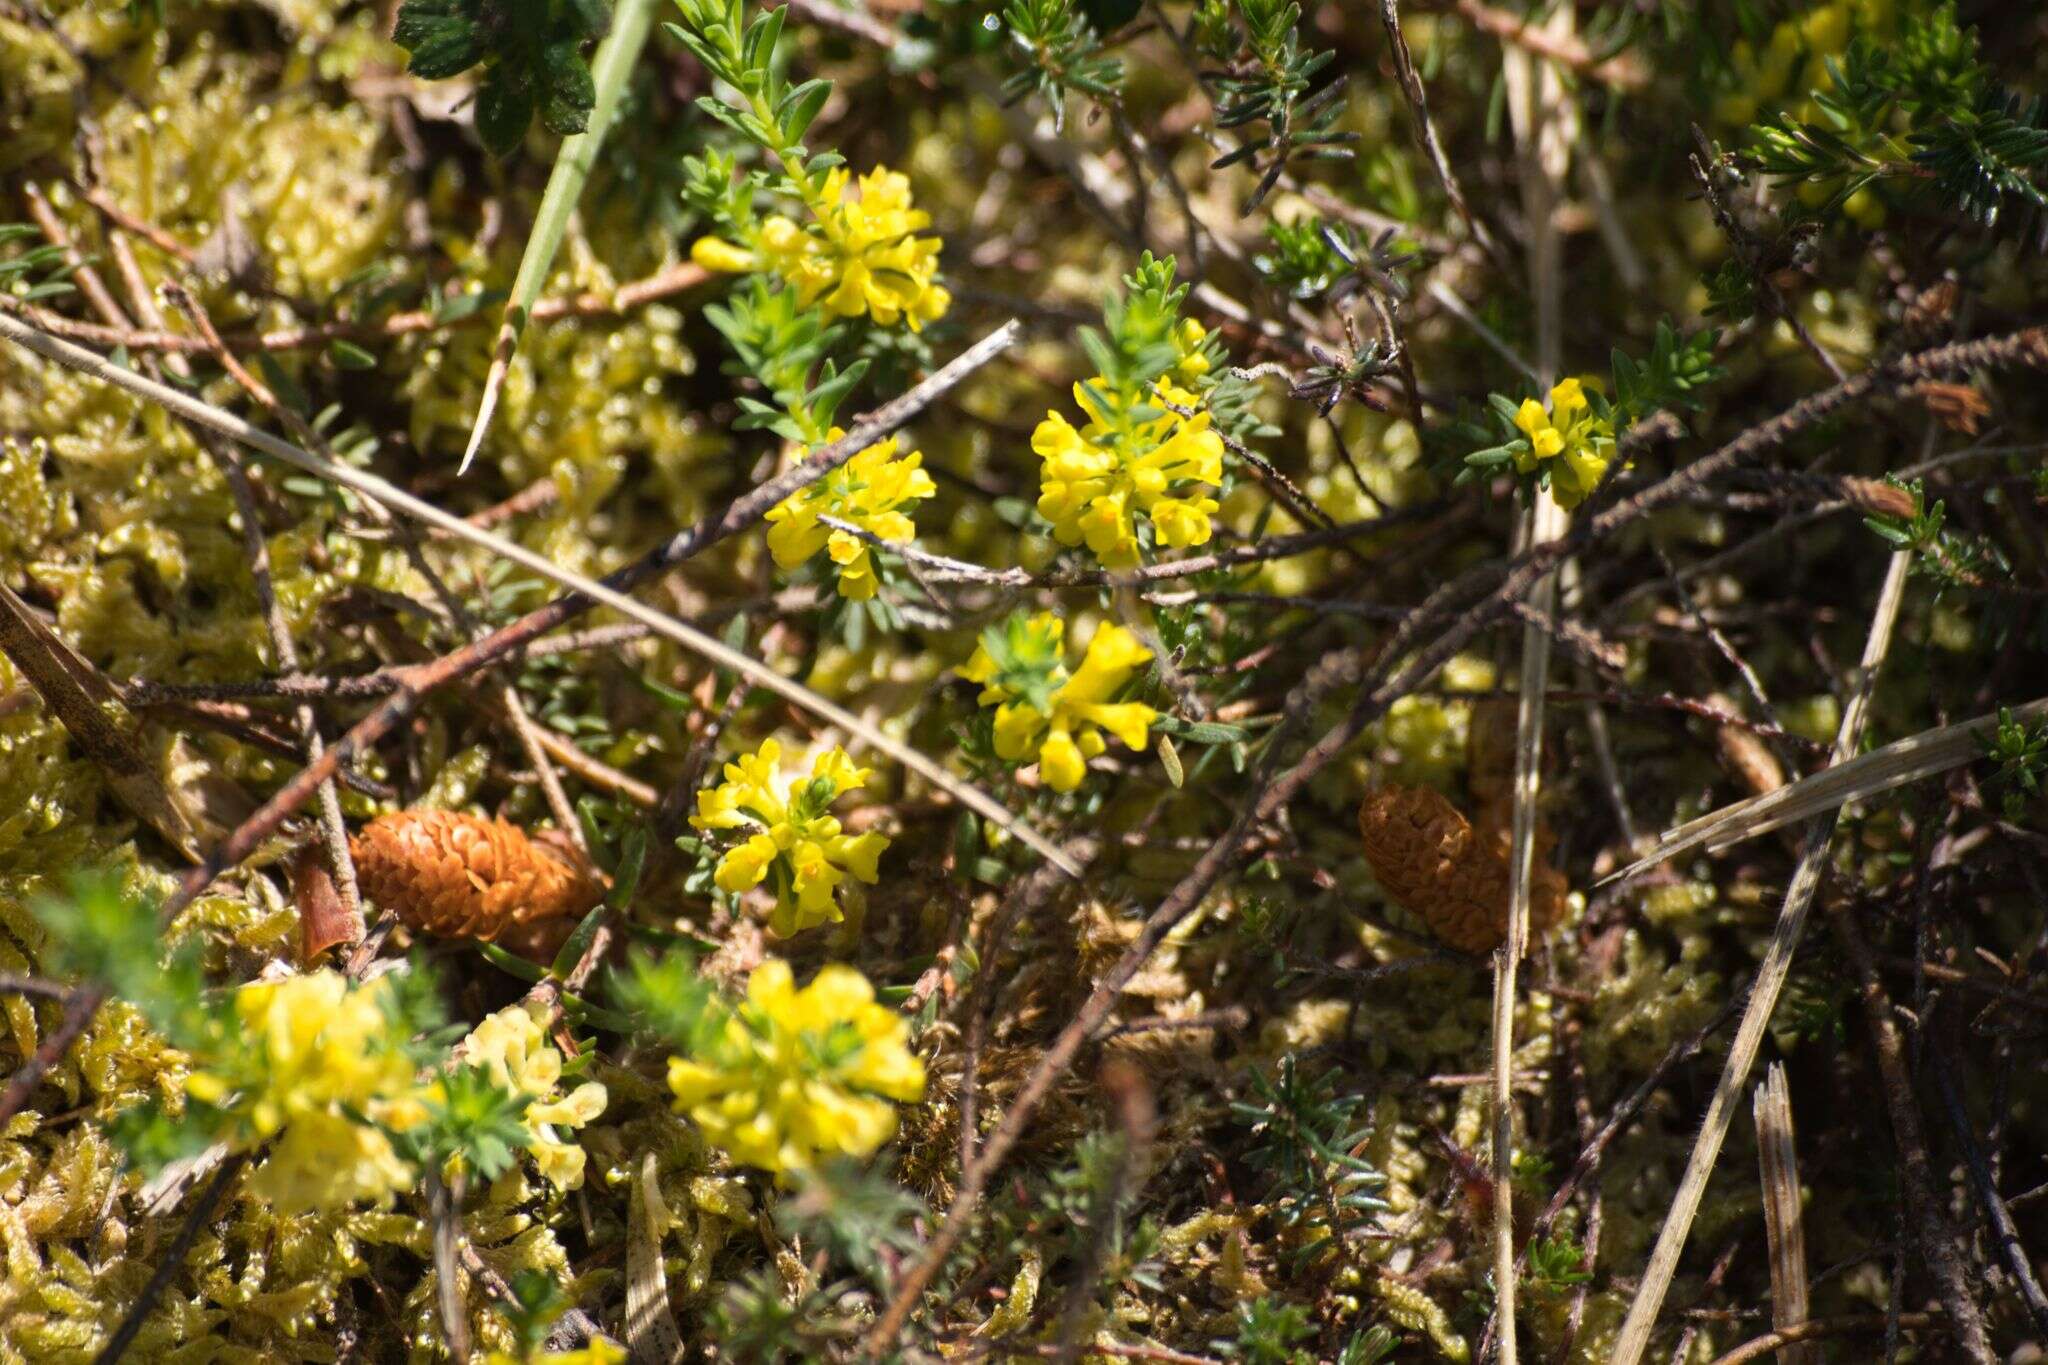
1709;693;1787;799
1911;380;1991;435
345;810;602;959
0;583;209;860
291;845;365;964
1358;785;1566;954
1838;477;1918;523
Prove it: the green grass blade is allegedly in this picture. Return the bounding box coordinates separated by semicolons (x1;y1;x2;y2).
459;0;659;475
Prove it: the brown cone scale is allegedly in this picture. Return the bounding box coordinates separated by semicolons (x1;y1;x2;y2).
1358;785;1565;955
297;811;603;963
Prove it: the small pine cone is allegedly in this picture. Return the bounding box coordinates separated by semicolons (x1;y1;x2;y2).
1359;786;1565;955
349;811;602;957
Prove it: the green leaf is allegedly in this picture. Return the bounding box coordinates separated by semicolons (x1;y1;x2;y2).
1159;717;1251;745
777;78;832;143
477;66;538;157
539;40;597;135
550;904;611;979
326;339;378;370
433;287;507;324
565;0;610;38
398;11;487;78
605;826;648;909
478;940;548;982
456;0;657;472
255;352;311;416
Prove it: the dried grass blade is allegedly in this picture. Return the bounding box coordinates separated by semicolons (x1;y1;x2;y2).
625;1151;685;1365
1608;548;1912;1365
1601;693;2048;887
1754;1063;1815;1365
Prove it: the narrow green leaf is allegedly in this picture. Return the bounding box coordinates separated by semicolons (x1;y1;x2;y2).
477;941;547;982
326;339;378;370
458;0;659;475
606;827;648;910
550;905;610;980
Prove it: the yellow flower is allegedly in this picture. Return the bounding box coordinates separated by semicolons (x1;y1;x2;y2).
1509;377;1614;510
690;738;891;936
487;1341;626;1365
665;959;925;1178
960;613;1158;792
1032;364;1224;568
693;166;950;330
461;1004;608;1190
764;430;937;599
184;970;425;1212
247;1108;416;1214
689;235;759;274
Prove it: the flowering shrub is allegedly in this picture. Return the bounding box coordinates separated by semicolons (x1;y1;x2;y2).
458;1004;608;1190
1032;262;1226;566
183;970;424;1213
764;429;936;599
17;0;2048;1356
1508;378;1615;511
962;611;1159;791
664;959;925;1177
691;739;891;935
694;167;951;331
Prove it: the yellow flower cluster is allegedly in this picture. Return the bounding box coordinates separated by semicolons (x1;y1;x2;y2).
1713;0;1887;128
1032;323;1224;567
764;430;936;599
692;166;951;330
459;1004;608;1191
960;614;1158;792
1511;378;1615;510
1711;0;1890;227
486;1344;625;1365
184;971;422;1213
666;959;926;1177
691;739;891;936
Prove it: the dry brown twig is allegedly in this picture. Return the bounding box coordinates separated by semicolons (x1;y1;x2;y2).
163;281;588;858
1701;1312;1946;1365
0;258;710;356
98;229;368;947
1825;896;1996;1361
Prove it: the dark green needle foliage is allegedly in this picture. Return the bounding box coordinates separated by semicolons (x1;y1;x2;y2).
1195;0;1354;211
1745;3;2048;228
1001;0;1125;133
1980;706;2048;822
1232;1054;1390;1267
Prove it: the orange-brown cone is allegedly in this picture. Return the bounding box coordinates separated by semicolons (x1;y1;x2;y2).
1359;786;1565;954
347;811;603;957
